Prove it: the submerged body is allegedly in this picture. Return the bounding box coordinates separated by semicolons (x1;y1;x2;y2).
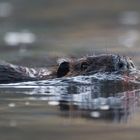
0;54;137;83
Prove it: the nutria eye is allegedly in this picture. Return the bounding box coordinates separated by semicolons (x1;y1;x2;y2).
118;62;124;69
81;62;89;70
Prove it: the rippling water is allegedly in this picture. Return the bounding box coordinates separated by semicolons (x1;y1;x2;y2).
0;73;140;140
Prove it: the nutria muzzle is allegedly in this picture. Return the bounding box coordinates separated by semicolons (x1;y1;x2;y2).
0;54;137;83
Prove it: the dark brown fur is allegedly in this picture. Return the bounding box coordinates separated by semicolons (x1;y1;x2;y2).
0;54;136;83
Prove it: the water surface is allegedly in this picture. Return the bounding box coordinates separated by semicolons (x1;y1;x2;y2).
0;73;140;140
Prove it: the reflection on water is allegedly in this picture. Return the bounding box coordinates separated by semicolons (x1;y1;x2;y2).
0;73;140;123
58;90;139;122
0;74;140;139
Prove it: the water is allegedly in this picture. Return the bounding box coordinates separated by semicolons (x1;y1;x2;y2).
0;73;140;140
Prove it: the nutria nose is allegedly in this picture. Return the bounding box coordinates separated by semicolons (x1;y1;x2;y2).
57;62;70;78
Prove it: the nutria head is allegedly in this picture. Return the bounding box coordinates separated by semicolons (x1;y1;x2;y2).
56;54;136;77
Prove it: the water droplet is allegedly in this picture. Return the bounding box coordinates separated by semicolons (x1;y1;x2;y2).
90;111;100;118
100;105;110;110
48;101;59;106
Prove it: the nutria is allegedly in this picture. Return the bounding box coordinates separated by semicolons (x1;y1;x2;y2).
0;54;136;83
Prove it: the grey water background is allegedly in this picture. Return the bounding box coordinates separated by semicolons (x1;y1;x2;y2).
1;0;140;140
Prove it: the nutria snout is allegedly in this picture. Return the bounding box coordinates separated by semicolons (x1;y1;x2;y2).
0;54;136;83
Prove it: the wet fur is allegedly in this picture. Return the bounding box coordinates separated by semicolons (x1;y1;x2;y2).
0;54;136;84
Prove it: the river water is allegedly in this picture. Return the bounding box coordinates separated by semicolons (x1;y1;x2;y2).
0;73;140;140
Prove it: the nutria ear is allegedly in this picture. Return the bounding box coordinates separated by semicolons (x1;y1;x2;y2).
57;62;70;78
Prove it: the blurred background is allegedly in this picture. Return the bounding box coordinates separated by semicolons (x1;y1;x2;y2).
1;1;140;140
0;0;140;67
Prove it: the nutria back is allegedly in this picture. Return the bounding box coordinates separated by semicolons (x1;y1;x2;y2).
0;61;56;83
